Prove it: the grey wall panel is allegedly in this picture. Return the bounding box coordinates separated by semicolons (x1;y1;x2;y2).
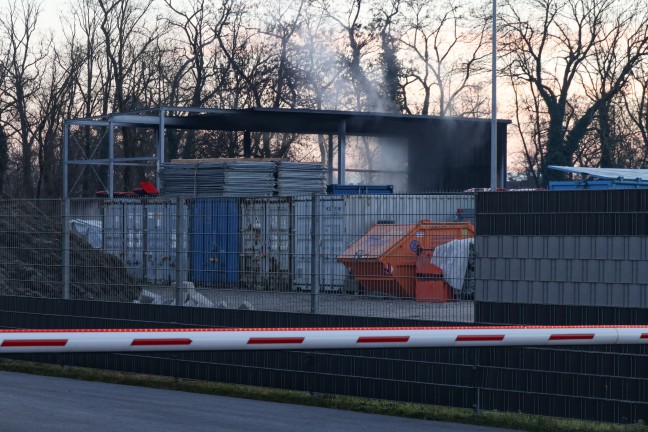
602;260;616;284
563;237;577;259
594;283;609;306
539;259;552;282
609;284;626;307
524;259;536;281
531;237;545;258
577;283;592;306
475;235;648;308
585;260;600;283
547;237;560;259
515;281;529;303
502;236;515;258
555;259;568;282
579;237;593;259
500;280;514;302
619;261;633;284
594;237;608;259
487;236;499;258
562;282;576;304
611;237;626;260
509;259;522;280
517;237;530;258
495;258;508;280
546;282;561;304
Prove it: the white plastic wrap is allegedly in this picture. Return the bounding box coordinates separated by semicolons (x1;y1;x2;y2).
430;238;474;293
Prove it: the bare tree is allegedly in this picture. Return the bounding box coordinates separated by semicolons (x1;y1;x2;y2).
500;0;648;183
398;0;491;116
0;0;48;197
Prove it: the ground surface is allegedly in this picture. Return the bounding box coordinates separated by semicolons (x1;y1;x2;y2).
0;370;516;432
145;286;475;322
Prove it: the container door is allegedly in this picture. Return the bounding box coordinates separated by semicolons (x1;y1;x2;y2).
191;198;239;286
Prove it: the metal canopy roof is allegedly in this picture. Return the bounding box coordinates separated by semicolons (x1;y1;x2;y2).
549;166;648;181
68;107;511;136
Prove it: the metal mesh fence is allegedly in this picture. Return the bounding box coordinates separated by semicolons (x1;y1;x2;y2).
0;193;476;322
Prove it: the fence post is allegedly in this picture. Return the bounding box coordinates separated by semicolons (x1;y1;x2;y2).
310;194;320;314
62;198;70;300
175;196;187;306
62;123;70;300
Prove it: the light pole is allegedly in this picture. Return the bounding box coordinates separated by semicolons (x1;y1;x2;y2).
490;0;498;190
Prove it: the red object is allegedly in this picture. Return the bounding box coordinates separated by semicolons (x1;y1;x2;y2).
548;334;595;341
1;339;68;347
456;335;505;342
138;181;160;195
131;338;192;346
95;181;159;197
247;337;305;345
357;336;410;343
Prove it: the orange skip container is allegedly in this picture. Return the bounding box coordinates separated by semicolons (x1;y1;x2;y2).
337;221;475;302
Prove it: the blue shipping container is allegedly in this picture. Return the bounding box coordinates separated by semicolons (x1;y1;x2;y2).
549;180;648;191
190;198;239;285
327;184;394;195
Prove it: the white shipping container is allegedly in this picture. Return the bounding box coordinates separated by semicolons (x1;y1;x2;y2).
103;199;188;283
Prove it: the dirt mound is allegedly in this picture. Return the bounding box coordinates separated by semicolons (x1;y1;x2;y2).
0;198;141;301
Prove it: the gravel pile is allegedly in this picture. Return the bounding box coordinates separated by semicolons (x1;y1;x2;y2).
0;198;141;301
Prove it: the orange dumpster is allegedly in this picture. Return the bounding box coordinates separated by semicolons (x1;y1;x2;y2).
337;220;474;301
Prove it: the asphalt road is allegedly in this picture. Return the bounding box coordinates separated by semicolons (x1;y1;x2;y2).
0;371;519;432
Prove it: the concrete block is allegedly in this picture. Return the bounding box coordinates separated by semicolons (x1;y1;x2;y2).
239;301;255;310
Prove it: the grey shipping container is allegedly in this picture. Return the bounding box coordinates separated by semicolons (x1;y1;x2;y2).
103;199;188;283
293;196;347;292
240;197;292;290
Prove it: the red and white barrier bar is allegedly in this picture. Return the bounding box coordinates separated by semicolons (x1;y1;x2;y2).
2;326;648;353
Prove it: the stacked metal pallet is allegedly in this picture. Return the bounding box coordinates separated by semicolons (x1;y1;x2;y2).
160;160;275;196
275;161;326;195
